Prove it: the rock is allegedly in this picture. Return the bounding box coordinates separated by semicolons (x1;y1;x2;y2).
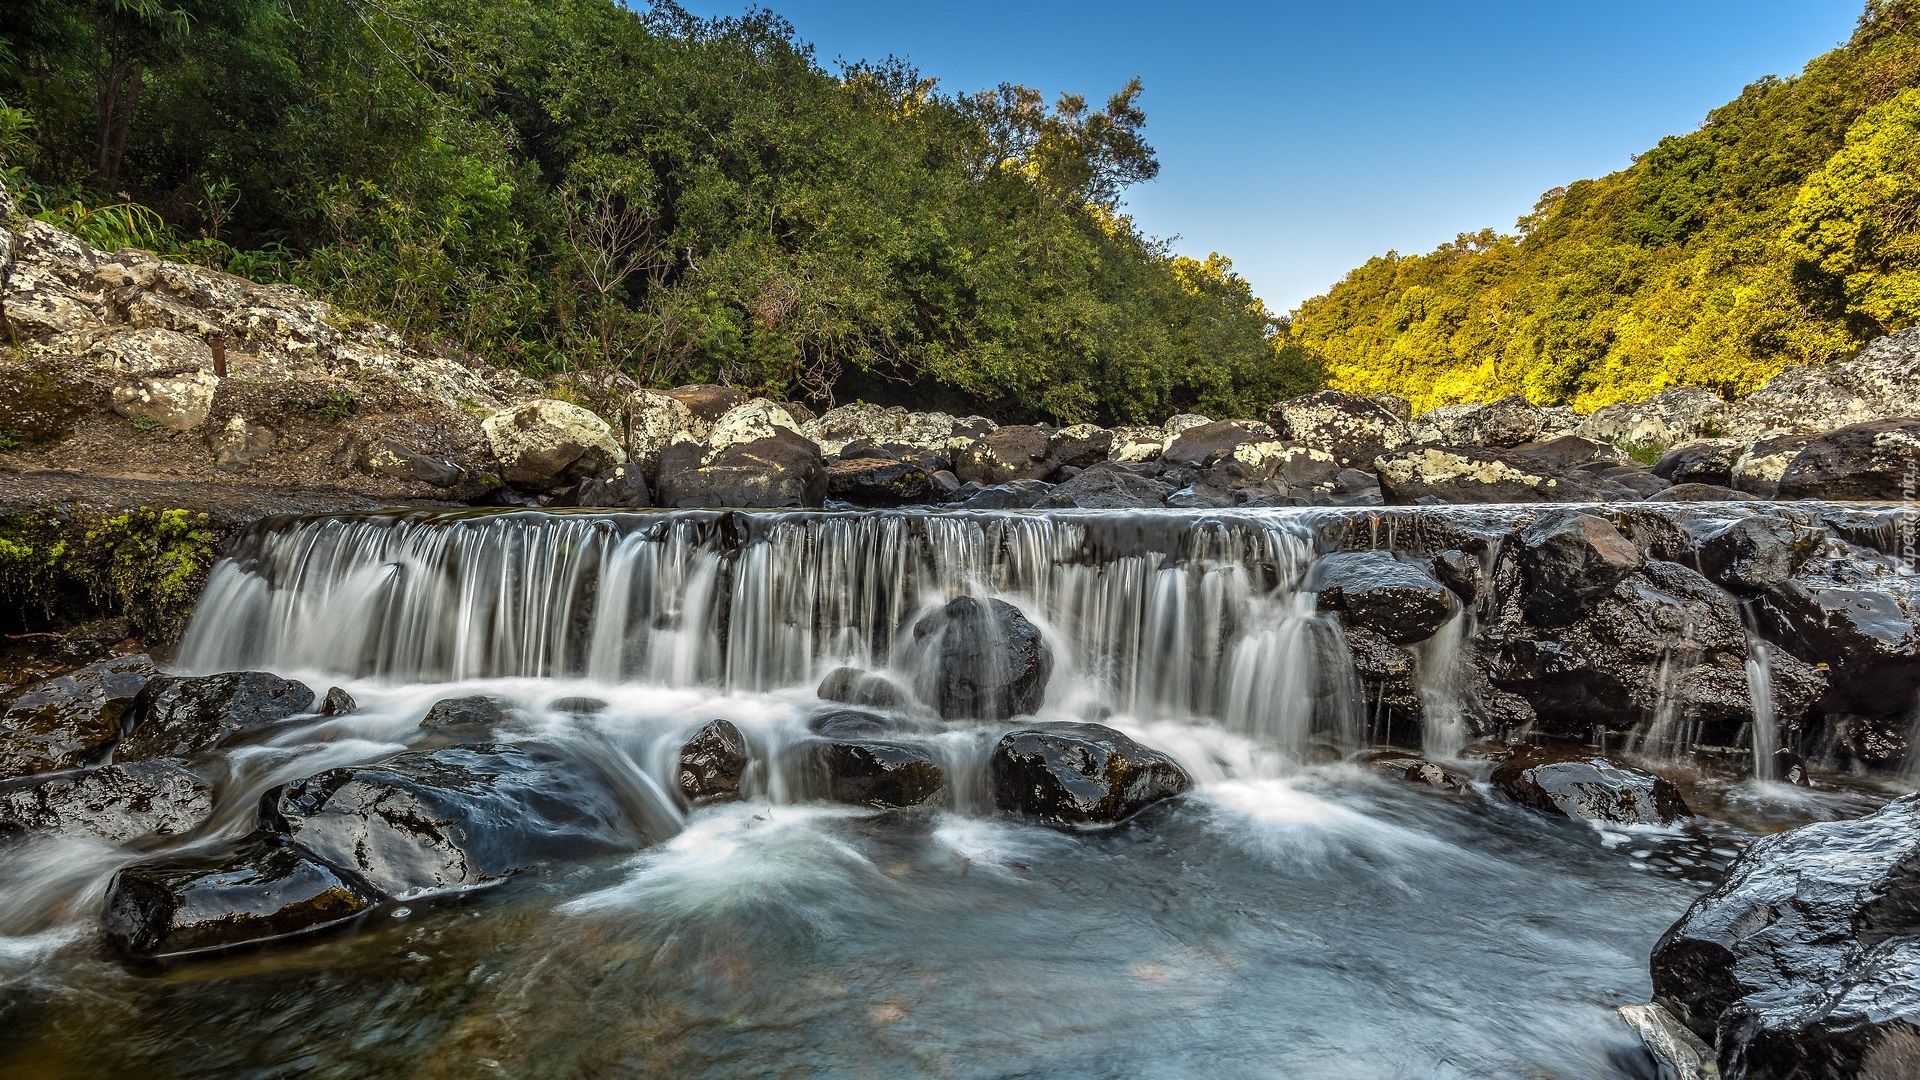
955;425;1053;485
1652;440;1746;487
1041;463;1174;509
549;696;606;715
1514;510;1645;626
1491;750;1690;825
1730;434;1812;498
1776;418;1920;500
808;709;898;739
1617;1002;1717;1080
1758;547;1920;716
111;369;219;431
1650;794;1920;1074
1343;628;1424;744
116;672;314;761
1410;395;1545;448
353;438;465;488
481;398;625;491
801;738;946;809
550;463;651;508
259;743;633;899
102;836;375;959
676;719;749;806
826;457;930;505
1509;435;1627;471
817;667;910;709
1160;420;1276;469
1371;393;1413;422
319;687;356;716
929;469;962;499
988;722;1193;830
210;415;275;471
1645;483;1748;502
1687;515;1826;593
1046;424;1113;471
1358;750;1477;797
1271;390;1410;467
1576;387;1728;447
655;427;827;508
801;403;969;459
1161;413;1214;440
956;479;1055;509
704;399;801;453
0;760;214;845
1309;551;1458;644
1832;713;1911;767
909;596;1053;720
1374;446;1602;504
420;695;513;731
1107;425;1167;464
620;389;703;480
0;655;154;780
661;384;748;425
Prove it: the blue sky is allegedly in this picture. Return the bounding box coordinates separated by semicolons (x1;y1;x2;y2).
670;1;1865;313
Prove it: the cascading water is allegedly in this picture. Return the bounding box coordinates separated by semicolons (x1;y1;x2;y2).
1745;635;1780;783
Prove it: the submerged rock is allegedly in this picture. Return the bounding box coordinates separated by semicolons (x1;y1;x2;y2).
988;722;1192;830
1650;794;1920;1076
910;596;1053;720
116;671;314;761
1310;551;1458;644
0;654;154;780
0;760;213;845
801;738;947;809
808;709;898;739
1358;750;1477;797
103;836;375;959
259;743;633;900
816;667;909;709
1490;751;1690;825
677;719;750;806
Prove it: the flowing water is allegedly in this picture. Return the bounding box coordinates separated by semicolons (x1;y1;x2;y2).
0;506;1880;1077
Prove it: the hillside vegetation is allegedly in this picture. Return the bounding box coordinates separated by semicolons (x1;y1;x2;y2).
0;0;1319;424
1290;0;1920;413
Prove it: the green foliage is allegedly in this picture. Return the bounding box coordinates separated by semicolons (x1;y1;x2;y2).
1289;0;1920;413
1;0;1302;423
0;507;219;640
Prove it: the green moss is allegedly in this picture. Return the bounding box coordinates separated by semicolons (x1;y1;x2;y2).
1618;440;1666;467
0;507;222;642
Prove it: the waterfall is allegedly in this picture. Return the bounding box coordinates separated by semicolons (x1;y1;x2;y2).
1744;636;1779;782
178;508;1370;757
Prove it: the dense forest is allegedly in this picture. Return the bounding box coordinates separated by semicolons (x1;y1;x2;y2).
0;0;1320;424
1291;0;1920;413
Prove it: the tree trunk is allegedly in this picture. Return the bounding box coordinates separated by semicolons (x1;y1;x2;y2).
106;60;144;189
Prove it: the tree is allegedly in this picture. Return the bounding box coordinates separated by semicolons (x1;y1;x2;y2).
1786;87;1920;333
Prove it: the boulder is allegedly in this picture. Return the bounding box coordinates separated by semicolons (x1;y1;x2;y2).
259;743;634;899
816;667;910;709
1047;424;1114;470
800;738;946;809
1509;435;1626;471
1271;390;1410;467
661;384;748;425
319;687;356;716
111;369;219;431
1650;794;1920;1076
800;403;969;459
116;671;314;761
1731;434;1812;498
1491;751;1690;825
1374;446;1602;504
620;389;702;480
420;695;514;731
1645;483;1748;502
353;438;466;488
988;723;1192;830
1759;548;1920;716
909;596;1053;720
1776;418;1920;500
1159;420;1284;474
1344;627;1424;744
210;415;275;471
676;719;750;806
0;655;154;780
1514;510;1645;627
1041;463;1174;509
655;427;827;508
1686;515;1826;593
1409;395;1544;448
1651;440;1745;487
704;399;801;453
1576;387;1728;447
549;462;651;508
955;425;1053;485
482;399;625;491
102;836;375;959
0;760;214;845
826;457;930;505
956;479;1055;509
1309;551;1458;644
1107;426;1167;464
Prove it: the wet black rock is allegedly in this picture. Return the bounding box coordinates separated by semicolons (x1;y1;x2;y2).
1776;418;1920;500
816;667;909;709
1310;551;1458;644
988;722;1192;830
1344;626;1423;746
259;743;634;899
1514;510;1645;627
1759;548;1920;716
1490;750;1690;825
0;760;213;844
1651;441;1744;487
807;709;905;739
420;695;514;731
0;654;154;780
116;671;314;761
1432;548;1485;603
103;836;375;960
1687;514;1826;593
1359;750;1478;797
802;738;947;809
826;457;931;506
550;463;651;508
677;719;749;806
319;687;357;716
656;429;827;508
1831;713;1910;767
910;596;1053;721
1650;794;1920;1077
